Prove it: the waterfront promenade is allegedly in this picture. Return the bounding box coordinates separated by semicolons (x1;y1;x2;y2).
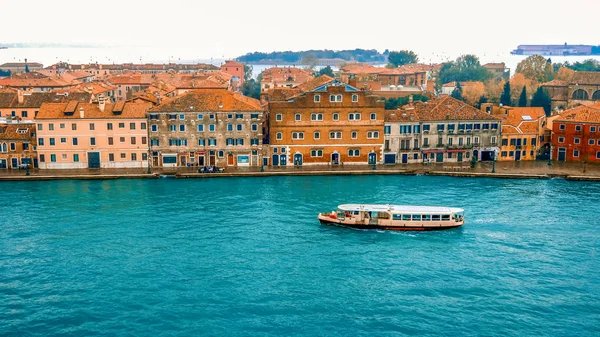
2;161;600;181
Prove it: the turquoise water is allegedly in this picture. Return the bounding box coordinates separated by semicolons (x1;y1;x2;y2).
1;176;599;336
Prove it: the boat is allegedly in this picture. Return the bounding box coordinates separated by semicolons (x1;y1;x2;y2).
318;204;464;231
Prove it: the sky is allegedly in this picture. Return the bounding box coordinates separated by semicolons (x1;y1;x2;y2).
1;0;598;61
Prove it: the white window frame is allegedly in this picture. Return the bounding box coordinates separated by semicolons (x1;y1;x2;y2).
370;113;376;120
295;113;301;121
367;131;379;139
314;94;320;103
558;137;564;143
329;131;342;139
351;131;358;139
314;131;320;140
276;132;283;140
276;114;282;121
292;132;304;140
352;94;358;102
332;113;339;121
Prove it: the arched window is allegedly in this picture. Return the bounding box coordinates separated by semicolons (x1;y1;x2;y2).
572;89;589;100
592;90;600;101
0;143;6;152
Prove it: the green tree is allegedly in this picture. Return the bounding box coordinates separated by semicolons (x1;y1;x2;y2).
530;87;551;116
300;54;318;70
318;66;334;77
478;95;489;109
242;72;262;100
437;55;490;90
516;54;553;82
387;50;418;67
500;81;512;106
243;64;253;82
451;82;464;101
518;86;527;107
384;94;429;110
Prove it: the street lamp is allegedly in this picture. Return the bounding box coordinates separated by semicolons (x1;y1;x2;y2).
491;151;496;173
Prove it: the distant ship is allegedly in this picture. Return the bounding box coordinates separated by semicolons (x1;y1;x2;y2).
511;43;600;56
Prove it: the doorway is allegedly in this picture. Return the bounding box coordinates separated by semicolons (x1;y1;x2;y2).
401;153;408;164
294;153;303;166
368;152;376;165
88;152;100;169
558;148;566;161
331;152;339;165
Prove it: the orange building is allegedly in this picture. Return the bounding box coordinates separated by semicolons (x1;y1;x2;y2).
551;104;600;163
0;121;37;169
221;60;244;85
268;78;385;166
497;107;546;161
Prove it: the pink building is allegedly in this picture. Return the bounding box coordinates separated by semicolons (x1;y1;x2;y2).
36;98;152;169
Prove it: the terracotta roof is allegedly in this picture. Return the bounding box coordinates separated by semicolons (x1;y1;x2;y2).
296;75;335;92
36;101;151;119
149;89;262;112
554;104;600;123
482;63;506;69
0;123;36;140
411;96;501;121
500;107;545;134
340;63;381;74
0;77;71;88
222;60;243;67
385;109;420;122
571;72;600;85
542;79;569;87
0;89;91;108
0;62;43;68
266;75;335;101
261;67;314;85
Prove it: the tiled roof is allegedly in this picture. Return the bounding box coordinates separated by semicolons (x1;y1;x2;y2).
385;108;420;122
0;89;91;108
0;123;36;140
412;96;501;121
296;75;334;92
501;107;545;134
340;63;381;74
571;72;600;85
482;63;506;69
149;89;262;112
0;77;71;87
36;101;151;119
261;67;314;85
542;79;569;87
0;62;43;68
554;103;600;123
222;60;244;67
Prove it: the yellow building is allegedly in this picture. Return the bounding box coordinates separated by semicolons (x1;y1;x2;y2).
497;107;546;161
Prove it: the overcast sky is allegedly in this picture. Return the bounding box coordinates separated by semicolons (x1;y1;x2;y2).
2;0;598;60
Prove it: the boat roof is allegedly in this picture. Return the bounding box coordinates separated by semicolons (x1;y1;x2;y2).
338;204;464;214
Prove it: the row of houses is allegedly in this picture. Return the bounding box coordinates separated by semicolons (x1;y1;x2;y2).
1;76;599;170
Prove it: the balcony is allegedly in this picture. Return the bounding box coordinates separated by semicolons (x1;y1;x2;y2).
422;144;430;148
446;144;474;150
399;148;412;152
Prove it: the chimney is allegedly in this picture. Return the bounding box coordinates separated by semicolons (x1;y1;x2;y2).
410;113;414;121
98;95;106;112
17;90;24;104
79;107;85;118
445;113;450;120
157;93;162;105
409;95;413;103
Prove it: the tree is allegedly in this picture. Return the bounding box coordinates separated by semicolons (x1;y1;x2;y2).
300;54;318;70
478;95;489;109
451;82;464;101
437;55;490;90
516;54;553;82
387;50;418;67
510;73;534;105
462;81;486;106
484;78;505;103
500;81;512;106
531;87;551;116
242;72;262;99
518;86;528;107
384;94;429;110
243;64;253;82
555;66;575;81
456;54;481;70
318;66;334;78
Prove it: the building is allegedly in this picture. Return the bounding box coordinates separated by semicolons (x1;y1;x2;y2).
221;60;244;85
551;104;600;163
36;98;151;169
511;44;594;56
0;61;44;74
260;67;314;92
0;89;91;120
268;78;385;166
541;72;600;111
386;96;501;164
0;76;73;93
147;90;264;168
46;62;219;76
384;107;421;164
0;120;37;169
496;107;546;161
482;63;510;80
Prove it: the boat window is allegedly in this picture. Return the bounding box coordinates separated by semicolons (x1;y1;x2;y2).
402;214;411;221
422;214;431;221
412;214;421;221
432;214;441;221
353;211;360;215
392;214;402;220
442;215;450;221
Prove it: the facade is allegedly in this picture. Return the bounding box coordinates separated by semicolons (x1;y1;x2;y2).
0;120;37;169
384;109;421;164
220;60;244;85
542;72;600;111
496;107;546;161
0;89;91;120
36;99;151;169
147;90;264;168
0;62;44;73
482;63;510;79
551;104;600;163
261;67;314;92
268;79;385;166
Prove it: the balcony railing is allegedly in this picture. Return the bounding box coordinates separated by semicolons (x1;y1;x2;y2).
446;144;474;150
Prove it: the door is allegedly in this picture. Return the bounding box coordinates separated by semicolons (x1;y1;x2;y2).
401;153;408;164
384;153;396;164
198;155;205;166
331;153;339;165
88;152;100;168
558;148;566;161
0;159;6;168
368;152;376;164
11;158;18;168
515;151;521;161
272;154;279;166
457;152;463;162
280;154;287;166
436;152;444;163
294;153;303;166
227;153;234;166
209;151;216;166
153;156;159;167
473;150;479;161
180;156;187;166
263;157;268;167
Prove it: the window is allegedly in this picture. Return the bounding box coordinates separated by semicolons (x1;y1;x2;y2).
142;153;148;161
209;124;215;132
352;94;358;102
348;113;361;120
574;150;579;157
90;137;96;146
292;132;304;140
597;152;600;159
574;138;580;144
370;113;376;120
50;154;56;162
400;125;412;134
590;139;595;145
71;123;77;130
558;137;565;143
310;149;323;157
559;124;565;130
49;123;54;131
9;142;15;151
251;124;258;131
108;137;114;145
314;131;320;139
131;137;136;145
149;114;159;120
575;125;582;131
237;124;243;131
198;138;205;146
348;149;360;157
501;151;508;157
295;113;301;121
227;124;233;132
89;123;95;131
208;138;217;146
60;137;66;143
276;114;282;121
179;124;185;132
510;139;516;146
49;138;55;146
120;137;125;143
423;124;430;133
332;113;339;121
236;114;244;119
367;131;379;139
491;123;499;130
107;123;113;130
276;132;283;140
118;122;125;129
314;94;320;102
482;123;490;130
251;113;259;119
179;114;185;120
209;114;215;120
37;123;43;131
58;123;65;129
590;126;596;132
532;138;537;146
151;125;158;132
474;137;480;144
384;125;391;134
329;131;342;139
437;124;445;132
448;152;453;159
168;114;177;120
502;139;508;146
311;113;323;121
218;151;224;158
351;131;358;139
141;122;146;130
251;138;260;145
120;153;126;159
132;153;137;161
74;154;79;162
198;125;205;132
491;136;497;144
109;153;115;161
198;113;204;120
72;138;78;146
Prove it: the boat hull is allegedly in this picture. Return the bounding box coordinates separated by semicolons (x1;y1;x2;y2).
318;217;462;231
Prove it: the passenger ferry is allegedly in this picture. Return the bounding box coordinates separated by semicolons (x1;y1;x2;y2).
318;204;464;231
